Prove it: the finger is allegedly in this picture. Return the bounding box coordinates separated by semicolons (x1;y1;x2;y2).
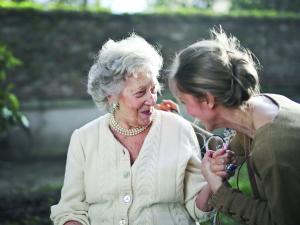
215;171;229;178
214;151;235;161
162;99;179;111
214;155;232;165
157;103;171;111
162;99;175;105
206;150;214;158
211;164;226;173
223;142;229;150
211;157;226;165
212;148;226;158
225;150;235;158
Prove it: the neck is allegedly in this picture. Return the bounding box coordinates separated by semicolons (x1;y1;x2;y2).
216;104;256;139
115;109;138;129
110;110;149;137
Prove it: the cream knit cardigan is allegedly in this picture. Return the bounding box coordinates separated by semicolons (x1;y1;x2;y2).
50;110;212;225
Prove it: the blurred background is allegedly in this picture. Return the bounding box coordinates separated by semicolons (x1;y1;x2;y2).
0;0;299;224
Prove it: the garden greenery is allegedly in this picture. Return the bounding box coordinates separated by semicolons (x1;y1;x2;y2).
0;43;29;134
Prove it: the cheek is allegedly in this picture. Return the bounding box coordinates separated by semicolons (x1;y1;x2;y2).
186;104;202;118
153;94;158;103
186;105;196;116
135;99;148;109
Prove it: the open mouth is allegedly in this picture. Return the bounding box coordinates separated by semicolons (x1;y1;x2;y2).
141;109;153;116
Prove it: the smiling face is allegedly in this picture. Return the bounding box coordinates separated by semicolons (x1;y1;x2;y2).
115;73;158;128
178;92;218;131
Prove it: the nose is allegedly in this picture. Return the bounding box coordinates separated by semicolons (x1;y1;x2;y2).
145;92;157;106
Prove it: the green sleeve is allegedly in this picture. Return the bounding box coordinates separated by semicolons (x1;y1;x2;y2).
209;183;272;225
209;130;300;225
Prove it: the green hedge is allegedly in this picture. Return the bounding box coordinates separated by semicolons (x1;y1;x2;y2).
1;1;299;19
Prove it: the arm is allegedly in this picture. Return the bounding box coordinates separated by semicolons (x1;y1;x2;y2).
194;149;233;211
50;130;90;225
202;140;298;225
183;125;214;223
195;184;213;212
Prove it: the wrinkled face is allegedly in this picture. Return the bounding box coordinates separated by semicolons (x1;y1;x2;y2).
178;92;216;131
117;74;158;127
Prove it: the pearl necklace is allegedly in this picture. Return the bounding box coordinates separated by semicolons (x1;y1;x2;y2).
109;111;150;136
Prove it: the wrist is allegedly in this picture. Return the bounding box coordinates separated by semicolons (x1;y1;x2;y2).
209;179;222;194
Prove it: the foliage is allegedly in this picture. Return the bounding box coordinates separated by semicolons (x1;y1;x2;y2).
0;0;109;12
148;6;300;18
149;0;300;12
0;43;29;134
148;0;214;9
231;0;300;12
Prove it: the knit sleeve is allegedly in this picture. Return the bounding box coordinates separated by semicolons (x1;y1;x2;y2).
183;125;214;223
50;130;90;225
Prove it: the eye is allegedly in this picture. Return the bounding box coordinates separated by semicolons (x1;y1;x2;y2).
135;90;146;98
150;86;157;94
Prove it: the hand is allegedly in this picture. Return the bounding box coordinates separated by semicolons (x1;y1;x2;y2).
211;148;236;178
155;99;179;113
201;151;223;193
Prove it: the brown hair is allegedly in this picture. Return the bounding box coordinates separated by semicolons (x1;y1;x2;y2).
169;28;260;107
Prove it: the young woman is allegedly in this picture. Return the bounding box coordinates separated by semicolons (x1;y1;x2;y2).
169;28;300;225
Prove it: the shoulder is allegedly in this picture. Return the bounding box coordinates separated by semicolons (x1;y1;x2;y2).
262;93;300;111
158;110;200;153
159;110;192;131
74;113;110;141
78;113;109;132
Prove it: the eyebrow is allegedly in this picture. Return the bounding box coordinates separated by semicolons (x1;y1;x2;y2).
132;86;146;93
133;82;156;93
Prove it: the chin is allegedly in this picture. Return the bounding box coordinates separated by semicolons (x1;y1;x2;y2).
139;110;154;124
204;123;214;132
139;116;153;127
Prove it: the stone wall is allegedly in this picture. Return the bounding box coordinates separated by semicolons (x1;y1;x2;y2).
1;9;300;101
1;9;300;159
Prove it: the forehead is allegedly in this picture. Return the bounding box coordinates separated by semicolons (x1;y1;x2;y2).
178;92;197;103
124;73;156;90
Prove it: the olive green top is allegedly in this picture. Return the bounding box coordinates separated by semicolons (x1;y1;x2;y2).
210;94;300;225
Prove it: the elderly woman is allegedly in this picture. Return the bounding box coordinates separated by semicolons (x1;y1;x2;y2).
50;34;229;225
168;28;300;225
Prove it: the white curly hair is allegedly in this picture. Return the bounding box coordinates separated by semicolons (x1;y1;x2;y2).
87;34;163;111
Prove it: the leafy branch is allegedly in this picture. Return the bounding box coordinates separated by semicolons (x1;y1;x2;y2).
0;43;29;134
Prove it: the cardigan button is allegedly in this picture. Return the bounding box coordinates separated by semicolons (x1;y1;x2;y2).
123;171;130;178
119;218;126;225
123;194;131;204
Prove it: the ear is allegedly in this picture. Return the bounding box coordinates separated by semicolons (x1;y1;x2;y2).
204;92;216;109
107;95;117;105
